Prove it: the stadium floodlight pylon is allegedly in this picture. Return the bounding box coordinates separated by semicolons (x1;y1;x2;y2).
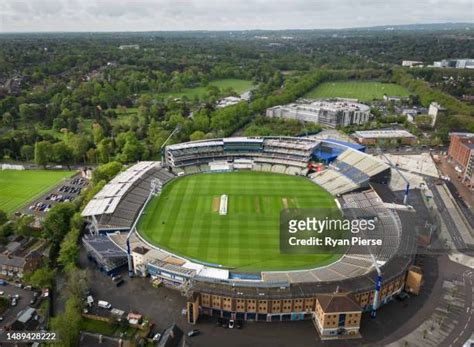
370;253;382;318
126;178;163;277
376;147;410;205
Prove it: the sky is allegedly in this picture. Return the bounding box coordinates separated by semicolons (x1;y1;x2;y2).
0;0;473;33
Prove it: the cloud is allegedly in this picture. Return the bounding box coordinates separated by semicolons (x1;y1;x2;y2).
0;0;472;32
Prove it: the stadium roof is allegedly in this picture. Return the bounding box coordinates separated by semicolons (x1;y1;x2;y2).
167;140;224;151
82;235;127;259
324;138;365;151
82;161;157;217
224;137;264;143
353;130;416;139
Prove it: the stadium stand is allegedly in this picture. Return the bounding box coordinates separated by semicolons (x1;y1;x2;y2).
82;162;175;233
82;234;128;275
81;138;416;326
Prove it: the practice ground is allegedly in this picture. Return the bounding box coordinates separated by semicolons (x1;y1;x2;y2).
0;169;74;214
156;78;253;99
305;81;410;101
138;171;341;271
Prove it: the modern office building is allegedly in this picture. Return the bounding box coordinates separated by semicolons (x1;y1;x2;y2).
448;132;474;186
266;101;371;128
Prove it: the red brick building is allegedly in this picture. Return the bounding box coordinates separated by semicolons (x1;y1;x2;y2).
448;132;474;187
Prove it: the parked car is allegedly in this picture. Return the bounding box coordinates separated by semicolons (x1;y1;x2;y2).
98;300;112;309
228;320;235;329
0;291;4;296
187;329;200;337
0;280;6;286
11;298;17;306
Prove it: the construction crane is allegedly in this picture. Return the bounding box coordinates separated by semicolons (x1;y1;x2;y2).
161;124;181;150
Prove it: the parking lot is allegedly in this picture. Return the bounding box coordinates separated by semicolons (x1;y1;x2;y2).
22;174;88;216
0;282;37;328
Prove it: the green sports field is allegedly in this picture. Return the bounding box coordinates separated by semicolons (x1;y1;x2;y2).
305;81;410;101
138;171;341;271
0;169;74;214
156;79;253;99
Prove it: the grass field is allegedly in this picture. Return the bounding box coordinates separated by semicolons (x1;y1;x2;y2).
305;81;410;101
0;169;74;214
138;171;341;271
156;78;253;99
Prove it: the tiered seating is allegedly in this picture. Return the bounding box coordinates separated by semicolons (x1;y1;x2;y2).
341;190;400;262
333;149;389;183
271;164;286;173
261;163;272;172
183;165;200;175
309;169;358;195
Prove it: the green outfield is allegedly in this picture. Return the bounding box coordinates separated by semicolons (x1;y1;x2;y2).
138;171;341;271
0;169;74;214
305;81;410;101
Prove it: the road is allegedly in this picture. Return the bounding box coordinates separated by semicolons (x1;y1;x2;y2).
426;179;470;253
443;269;474;347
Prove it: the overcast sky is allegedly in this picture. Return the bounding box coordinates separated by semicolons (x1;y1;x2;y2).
0;0;472;33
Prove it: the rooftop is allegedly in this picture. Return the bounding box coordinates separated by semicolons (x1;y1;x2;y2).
317;294;361;313
271;100;371;113
353;129;416;139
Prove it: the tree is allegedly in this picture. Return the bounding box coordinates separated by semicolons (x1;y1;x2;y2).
52;142;73;165
58;228;80;271
92;123;104;145
415;115;434;130
119;132;147;163
1;112;13;128
50;295;82;346
14;215;34;236
34;141;52;167
20;144;34;161
96;138;114;163
25;266;56;288
19;103;43;123
65;133;90;163
92;161;123;184
190;130;206;141
42;202;76;243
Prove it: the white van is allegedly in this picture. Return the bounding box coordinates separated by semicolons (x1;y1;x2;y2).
97;300;112;309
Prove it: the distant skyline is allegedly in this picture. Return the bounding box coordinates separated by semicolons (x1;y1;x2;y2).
0;0;473;33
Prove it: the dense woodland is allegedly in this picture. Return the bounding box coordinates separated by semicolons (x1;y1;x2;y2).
1;28;474;165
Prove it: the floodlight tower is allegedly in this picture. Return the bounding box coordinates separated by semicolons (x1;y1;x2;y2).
370;253;382;318
126;178;162;277
376;147;410;205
